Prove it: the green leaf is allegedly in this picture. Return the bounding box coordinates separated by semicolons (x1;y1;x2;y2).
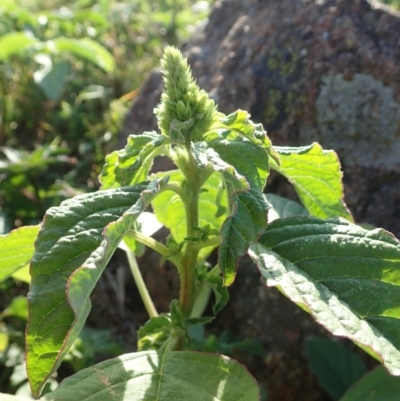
249;216;400;375
206;110;274;152
1;296;28;320
35;61;71;101
138;315;173;351
0;225;40;282
270;143;353;221
208;137;269;190
191;141;269;285
339;366;400;401
100;132;167;189
0;330;9;352
206;274;229;314
42;349;259;401
11;265;31;284
265;193;308;221
52;38;115;72
26;179;167;396
0;32;39;61
151;169;227;259
305;337;367;400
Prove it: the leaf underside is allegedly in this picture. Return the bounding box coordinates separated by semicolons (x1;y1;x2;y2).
26;179;167;396
100;132;167;190
249;216;400;375
271;143;353;221
42;349;259;401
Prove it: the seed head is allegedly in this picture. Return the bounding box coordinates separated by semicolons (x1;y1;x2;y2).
155;46;215;143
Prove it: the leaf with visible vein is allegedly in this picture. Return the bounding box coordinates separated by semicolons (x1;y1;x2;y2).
270;143;352;221
0;225;40;282
42;349;259;401
26;179;167;396
206;110;272;150
191;141;269;285
249;216;400;375
100;132;168;189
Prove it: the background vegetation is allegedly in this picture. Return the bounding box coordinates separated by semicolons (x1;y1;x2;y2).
0;0;213;396
0;0;213;232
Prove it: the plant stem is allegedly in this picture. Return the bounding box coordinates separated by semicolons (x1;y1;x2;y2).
128;230;169;256
195;236;221;251
162;183;188;202
179;180;200;317
126;249;158;319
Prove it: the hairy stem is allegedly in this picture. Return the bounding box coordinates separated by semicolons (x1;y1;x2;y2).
179;177;201;318
128;230;169;256
126;249;158;318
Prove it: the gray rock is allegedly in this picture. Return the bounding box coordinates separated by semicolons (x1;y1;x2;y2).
118;1;400;399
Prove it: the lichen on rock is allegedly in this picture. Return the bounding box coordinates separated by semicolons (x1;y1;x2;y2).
311;73;400;169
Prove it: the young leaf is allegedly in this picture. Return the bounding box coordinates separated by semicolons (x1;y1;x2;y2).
249;216;400;375
137;315;173;351
206;110;276;156
0;225;40;282
265;193;308;222
270;144;353;221
208;138;269;190
26;179;167;396
191;141;269;285
206;274;230;314
100;132;168;189
151;170;227;259
305;337;367;400
339;366;400;401
42;349;259;401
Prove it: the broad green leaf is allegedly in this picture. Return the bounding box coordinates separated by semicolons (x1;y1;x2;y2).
0;225;40;282
265;193;308;222
339;366;400;401
0;32;38;60
100;132;168;189
208;137;269;190
42;349;259;401
270;143;353;221
26;179;167;396
52;38;115;73
305;337;367;400
191;141;269;285
151;170;227;259
249;216;400;375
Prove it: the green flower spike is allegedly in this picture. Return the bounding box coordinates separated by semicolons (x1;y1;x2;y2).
155;46;216;144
